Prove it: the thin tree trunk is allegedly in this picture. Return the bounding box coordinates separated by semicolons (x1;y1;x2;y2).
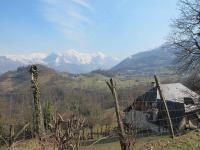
30;65;45;139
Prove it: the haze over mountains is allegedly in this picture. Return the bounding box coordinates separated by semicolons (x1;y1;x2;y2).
3;50;120;74
0;44;176;75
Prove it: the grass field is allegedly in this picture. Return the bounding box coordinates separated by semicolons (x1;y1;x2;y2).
83;131;200;150
1;130;200;150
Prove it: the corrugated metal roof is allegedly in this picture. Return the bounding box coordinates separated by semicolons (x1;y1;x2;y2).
158;83;199;103
130;83;200;113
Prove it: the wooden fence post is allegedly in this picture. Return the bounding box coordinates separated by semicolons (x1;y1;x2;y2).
106;78;130;150
9;125;14;148
82;128;85;140
7;123;30;149
100;126;103;135
154;75;175;138
30;65;45;139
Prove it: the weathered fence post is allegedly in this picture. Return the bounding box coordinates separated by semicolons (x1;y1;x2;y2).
30;65;45;139
9;125;14;148
100;126;103;135
90;126;94;139
106;78;130;150
154;75;175;138
6;123;30;149
97;129;100;139
82;128;85;140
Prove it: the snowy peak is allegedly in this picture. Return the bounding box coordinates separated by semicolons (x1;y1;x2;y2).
6;53;47;65
62;49;93;64
43;50;120;73
1;50;120;74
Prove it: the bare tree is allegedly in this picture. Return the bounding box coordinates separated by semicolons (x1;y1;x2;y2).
170;0;200;73
184;72;200;93
49;114;85;150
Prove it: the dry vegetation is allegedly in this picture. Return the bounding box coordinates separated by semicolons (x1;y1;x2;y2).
1;131;200;150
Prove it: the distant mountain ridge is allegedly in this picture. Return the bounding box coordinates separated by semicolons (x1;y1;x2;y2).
0;56;23;74
42;50;120;73
111;44;177;75
0;44;177;75
1;50;120;74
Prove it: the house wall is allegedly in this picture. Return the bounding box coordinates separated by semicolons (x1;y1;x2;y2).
157;100;185;130
125;98;200;134
124;110;161;133
134;101;154;111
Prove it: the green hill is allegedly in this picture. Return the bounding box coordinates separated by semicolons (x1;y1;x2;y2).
111;44;177;75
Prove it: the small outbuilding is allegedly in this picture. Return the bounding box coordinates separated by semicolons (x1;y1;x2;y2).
124;83;200;133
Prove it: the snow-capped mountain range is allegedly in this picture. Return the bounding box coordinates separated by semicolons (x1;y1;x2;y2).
1;50;120;74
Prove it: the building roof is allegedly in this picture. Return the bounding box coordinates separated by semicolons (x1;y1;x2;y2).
137;83;199;103
158;83;199;103
125;83;200;113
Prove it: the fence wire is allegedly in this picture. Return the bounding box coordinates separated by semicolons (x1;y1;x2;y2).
0;71;200;148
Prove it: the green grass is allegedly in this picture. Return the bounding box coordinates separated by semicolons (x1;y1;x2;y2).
69;72;176;91
81;142;120;150
1;131;200;150
0;139;55;150
63;74;177;91
82;131;200;150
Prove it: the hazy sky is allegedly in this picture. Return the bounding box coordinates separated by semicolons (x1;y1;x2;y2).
0;0;178;58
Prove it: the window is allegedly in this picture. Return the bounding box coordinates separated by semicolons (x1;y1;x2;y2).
184;97;194;105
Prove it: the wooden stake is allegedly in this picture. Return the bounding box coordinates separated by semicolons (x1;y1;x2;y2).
7;123;30;148
154;75;175;138
13;123;30;141
9;125;14;147
106;78;130;150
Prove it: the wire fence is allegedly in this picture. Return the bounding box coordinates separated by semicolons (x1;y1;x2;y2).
0;69;200;148
124;94;200;141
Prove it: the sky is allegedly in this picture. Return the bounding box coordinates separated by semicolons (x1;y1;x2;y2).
0;0;179;59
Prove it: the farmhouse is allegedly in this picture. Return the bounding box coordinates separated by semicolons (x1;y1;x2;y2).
124;83;200;133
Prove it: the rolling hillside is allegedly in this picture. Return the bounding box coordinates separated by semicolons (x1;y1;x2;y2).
111;44;177;75
0;65;143;116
